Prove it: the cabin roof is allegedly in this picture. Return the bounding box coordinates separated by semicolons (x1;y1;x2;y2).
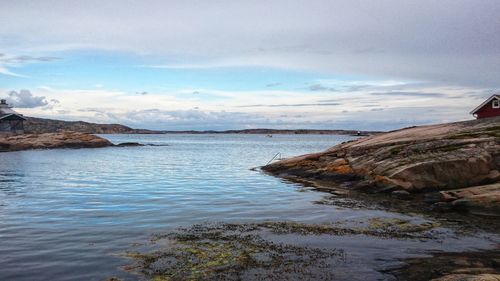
0;100;26;117
0;99;26;122
0;113;26;121
470;94;500;115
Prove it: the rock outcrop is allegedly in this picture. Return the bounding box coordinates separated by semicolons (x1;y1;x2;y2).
432;274;500;281
392;249;500;281
0;132;114;152
263;117;500;215
435;183;500;215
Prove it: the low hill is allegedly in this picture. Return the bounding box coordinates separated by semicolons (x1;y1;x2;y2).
24;117;159;134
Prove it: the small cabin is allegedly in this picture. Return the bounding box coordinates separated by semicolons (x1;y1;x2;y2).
470;94;500;119
0;99;26;134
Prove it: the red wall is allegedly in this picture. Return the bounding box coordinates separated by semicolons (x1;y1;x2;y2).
475;99;500;119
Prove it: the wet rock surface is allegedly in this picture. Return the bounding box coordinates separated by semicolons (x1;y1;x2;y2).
123;219;450;281
263;117;500;215
438;183;500;215
118;189;500;281
431;274;500;281
389;249;500;281
115;142;145;147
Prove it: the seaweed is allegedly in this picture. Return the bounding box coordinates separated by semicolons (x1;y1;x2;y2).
124;219;441;281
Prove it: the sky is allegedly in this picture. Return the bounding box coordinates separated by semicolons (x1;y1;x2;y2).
0;0;499;131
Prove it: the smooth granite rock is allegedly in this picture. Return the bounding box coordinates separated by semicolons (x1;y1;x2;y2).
263;117;500;215
0;132;113;152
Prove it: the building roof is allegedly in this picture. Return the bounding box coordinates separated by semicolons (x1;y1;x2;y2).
470;94;500;115
0;113;26;121
0;100;26;120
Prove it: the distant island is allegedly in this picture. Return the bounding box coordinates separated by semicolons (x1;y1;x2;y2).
160;128;379;135
24;116;379;135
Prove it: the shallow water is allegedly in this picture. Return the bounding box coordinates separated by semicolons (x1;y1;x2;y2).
0;134;498;280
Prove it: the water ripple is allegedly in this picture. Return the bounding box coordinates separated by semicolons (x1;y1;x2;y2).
0;134;497;280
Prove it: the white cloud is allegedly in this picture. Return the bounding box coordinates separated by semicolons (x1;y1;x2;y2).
2;83;491;130
5;89;56;108
0;66;27;77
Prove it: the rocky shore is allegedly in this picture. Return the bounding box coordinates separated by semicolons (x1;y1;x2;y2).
389;249;500;281
0;132;114;152
263;117;500;216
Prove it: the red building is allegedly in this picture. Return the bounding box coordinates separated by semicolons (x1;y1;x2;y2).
470;94;500;119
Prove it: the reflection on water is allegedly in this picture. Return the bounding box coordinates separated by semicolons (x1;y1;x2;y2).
0;134;497;281
0;171;26;197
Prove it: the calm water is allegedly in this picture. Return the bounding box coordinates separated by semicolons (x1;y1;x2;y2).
0;134;498;281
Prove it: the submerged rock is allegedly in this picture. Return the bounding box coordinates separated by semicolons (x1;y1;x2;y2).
430;202;454;212
125;219;442;281
115;142;144;147
392;190;411;200
263;117;500;215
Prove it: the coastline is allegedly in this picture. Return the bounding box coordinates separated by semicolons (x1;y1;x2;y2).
0;132;113;152
24;115;380;135
262;117;500;216
0;132;145;152
118;176;500;281
97;121;499;281
2;121;499;280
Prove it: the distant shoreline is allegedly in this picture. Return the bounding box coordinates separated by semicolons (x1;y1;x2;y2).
24;116;381;135
158;129;380;135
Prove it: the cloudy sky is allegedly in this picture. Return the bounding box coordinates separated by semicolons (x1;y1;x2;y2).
1;0;499;130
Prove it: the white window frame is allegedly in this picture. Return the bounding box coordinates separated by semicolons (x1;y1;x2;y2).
493;99;500;109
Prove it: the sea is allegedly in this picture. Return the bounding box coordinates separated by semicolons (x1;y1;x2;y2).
0;134;498;280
